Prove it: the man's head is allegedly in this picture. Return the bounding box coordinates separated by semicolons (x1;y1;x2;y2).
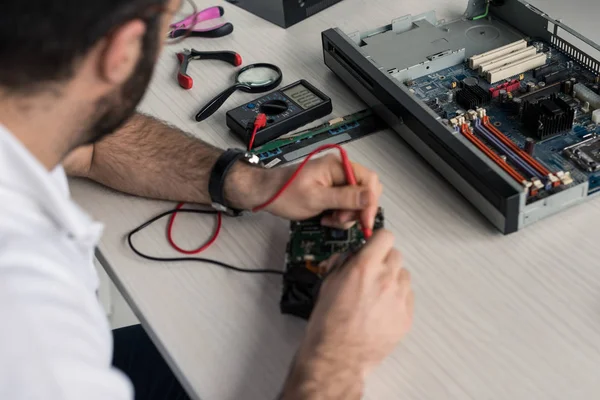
0;0;182;149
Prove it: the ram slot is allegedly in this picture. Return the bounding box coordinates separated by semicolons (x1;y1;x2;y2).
459;124;528;188
478;47;537;75
485;53;547;83
481;116;559;186
474;121;541;180
469;40;528;69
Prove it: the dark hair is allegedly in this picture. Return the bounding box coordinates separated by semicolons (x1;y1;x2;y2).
0;0;167;92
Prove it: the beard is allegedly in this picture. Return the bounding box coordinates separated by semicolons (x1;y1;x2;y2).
82;19;160;145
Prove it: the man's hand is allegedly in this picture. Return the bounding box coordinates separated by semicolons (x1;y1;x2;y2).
280;230;414;399
252;154;382;230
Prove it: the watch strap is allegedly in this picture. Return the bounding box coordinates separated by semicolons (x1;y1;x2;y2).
208;149;246;216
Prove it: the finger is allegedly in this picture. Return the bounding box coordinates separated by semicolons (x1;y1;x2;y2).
333;210;356;224
354;188;376;231
320;216;355;230
318;253;342;275
355;229;395;264
385;248;403;271
325;159;376;187
398;268;411;287
321;210;357;229
319;157;381;231
406;290;415;324
315;185;374;212
360;180;382;232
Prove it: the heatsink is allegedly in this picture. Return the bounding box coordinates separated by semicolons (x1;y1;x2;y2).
522;94;576;140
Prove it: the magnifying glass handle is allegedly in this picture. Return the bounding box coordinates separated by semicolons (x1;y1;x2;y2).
195;84;244;122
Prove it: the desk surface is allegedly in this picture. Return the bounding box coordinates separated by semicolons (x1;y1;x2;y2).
71;1;600;399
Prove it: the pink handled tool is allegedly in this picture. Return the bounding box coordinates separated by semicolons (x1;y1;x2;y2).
169;6;234;39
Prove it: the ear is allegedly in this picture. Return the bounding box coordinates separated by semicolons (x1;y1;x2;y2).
100;20;147;85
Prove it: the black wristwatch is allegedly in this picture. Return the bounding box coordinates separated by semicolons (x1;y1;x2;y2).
208;149;262;216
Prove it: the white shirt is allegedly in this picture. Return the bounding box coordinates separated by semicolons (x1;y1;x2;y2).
0;125;133;399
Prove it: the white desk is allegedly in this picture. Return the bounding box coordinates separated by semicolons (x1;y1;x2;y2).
71;0;600;399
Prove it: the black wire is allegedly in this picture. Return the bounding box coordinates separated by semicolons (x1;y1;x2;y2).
127;208;284;275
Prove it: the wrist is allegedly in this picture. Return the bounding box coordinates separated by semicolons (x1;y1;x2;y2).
222;161;270;210
280;347;365;400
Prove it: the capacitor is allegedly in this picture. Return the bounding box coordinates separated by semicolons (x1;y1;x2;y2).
463;77;479;87
538;81;546;88
524;138;535;155
526;82;536;92
563;79;573;95
434;97;439;105
447;91;454;102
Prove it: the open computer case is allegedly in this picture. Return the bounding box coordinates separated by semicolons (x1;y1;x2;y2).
322;0;600;233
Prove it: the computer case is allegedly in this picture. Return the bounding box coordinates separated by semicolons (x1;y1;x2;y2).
322;0;600;233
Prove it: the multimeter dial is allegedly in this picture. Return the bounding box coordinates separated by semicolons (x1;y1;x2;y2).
260;99;289;115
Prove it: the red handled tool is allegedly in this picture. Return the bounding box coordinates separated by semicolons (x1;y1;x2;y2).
176;48;242;90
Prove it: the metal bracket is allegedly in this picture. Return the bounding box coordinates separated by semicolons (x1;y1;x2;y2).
391;11;437;34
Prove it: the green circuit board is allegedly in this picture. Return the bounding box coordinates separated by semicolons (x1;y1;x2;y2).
286;208;384;273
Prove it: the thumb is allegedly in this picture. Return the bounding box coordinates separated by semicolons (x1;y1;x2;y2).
317;185;373;211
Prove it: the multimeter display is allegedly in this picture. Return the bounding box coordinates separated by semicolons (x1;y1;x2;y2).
226;79;333;149
282;84;324;110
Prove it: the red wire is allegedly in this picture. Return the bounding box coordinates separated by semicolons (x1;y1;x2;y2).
252;144;353;211
167;143;370;255
252;144;372;239
248;126;259;151
167;202;222;254
248;113;266;151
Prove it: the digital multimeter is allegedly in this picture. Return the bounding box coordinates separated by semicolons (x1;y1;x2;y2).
226;80;332;148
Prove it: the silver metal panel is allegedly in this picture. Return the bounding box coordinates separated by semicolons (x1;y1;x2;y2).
389;48;466;83
520;182;589;228
360;17;523;81
527;0;600;44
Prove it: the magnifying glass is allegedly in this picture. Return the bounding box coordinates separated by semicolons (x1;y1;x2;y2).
195;63;283;122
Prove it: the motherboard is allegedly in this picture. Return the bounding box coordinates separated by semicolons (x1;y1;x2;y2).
280;208;384;319
407;39;600;198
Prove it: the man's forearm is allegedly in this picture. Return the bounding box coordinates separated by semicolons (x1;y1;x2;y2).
83;113;269;209
280;351;364;400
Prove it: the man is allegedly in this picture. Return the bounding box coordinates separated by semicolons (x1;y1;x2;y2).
0;1;414;399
